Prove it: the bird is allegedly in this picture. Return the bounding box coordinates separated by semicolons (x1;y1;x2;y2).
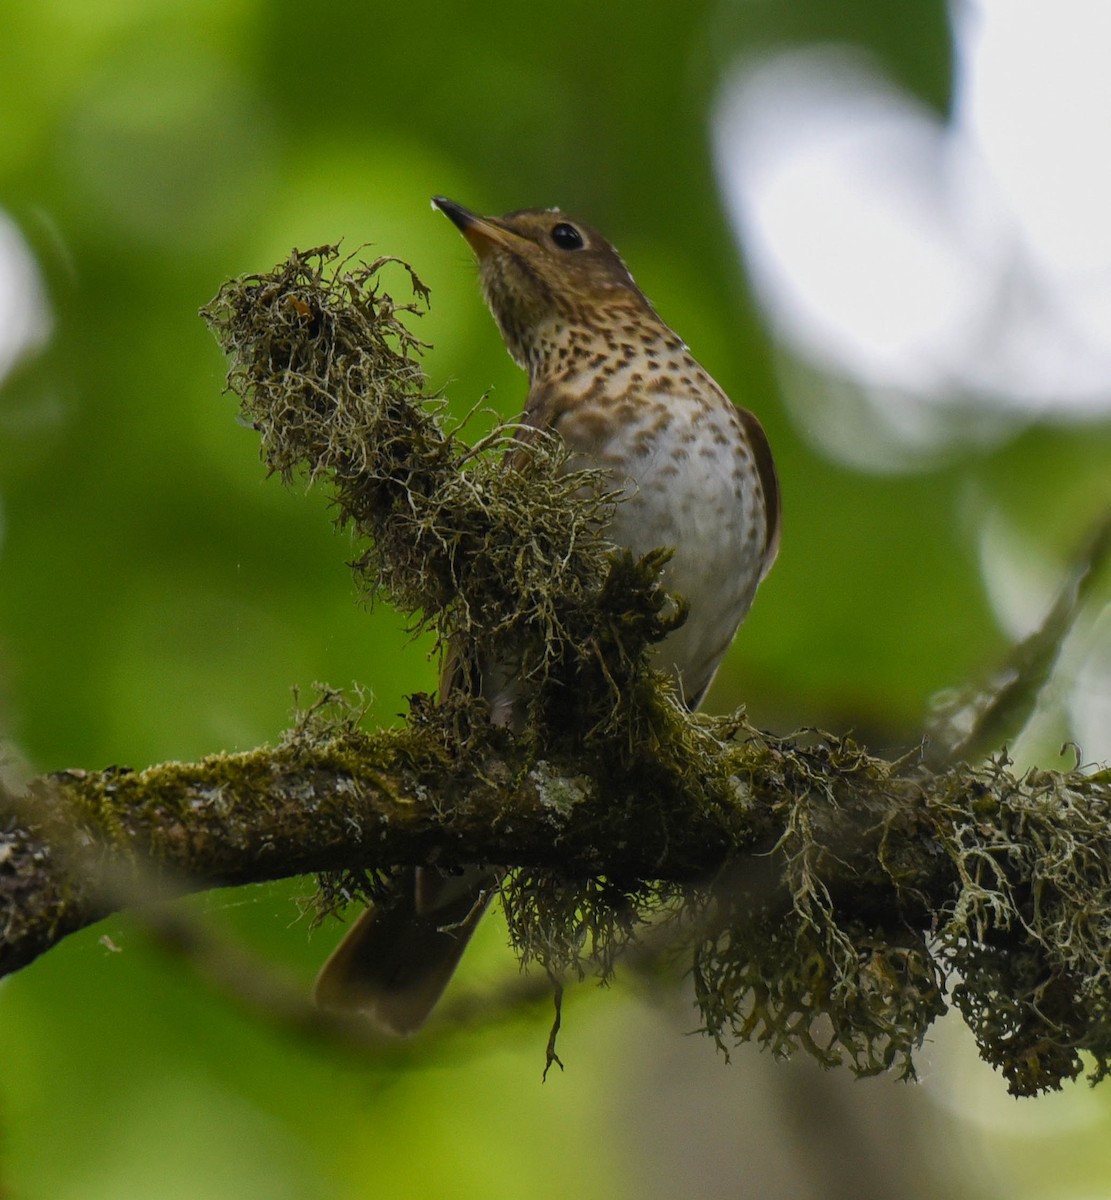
313;196;780;1033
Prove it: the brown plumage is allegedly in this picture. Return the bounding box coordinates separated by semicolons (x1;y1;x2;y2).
313;197;780;1032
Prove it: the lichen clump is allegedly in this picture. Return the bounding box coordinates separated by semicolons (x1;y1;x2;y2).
202;248;674;715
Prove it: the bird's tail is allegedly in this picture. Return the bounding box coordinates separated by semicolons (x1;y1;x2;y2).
313;866;494;1035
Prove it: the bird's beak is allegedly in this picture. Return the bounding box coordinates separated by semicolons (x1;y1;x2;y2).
432;196;525;259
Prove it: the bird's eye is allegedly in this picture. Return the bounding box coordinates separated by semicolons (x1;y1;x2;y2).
550;222;584;250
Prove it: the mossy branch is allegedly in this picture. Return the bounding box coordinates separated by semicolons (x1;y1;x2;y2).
3;246;1110;1099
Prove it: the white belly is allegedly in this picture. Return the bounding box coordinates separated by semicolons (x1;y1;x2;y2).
565;389;767;707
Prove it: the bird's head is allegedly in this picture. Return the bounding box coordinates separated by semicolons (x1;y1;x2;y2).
433;196;653;370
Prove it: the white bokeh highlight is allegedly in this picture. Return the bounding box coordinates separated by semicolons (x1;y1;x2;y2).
713;0;1111;473
715;51;998;398
0;212;51;389
0;211;53;562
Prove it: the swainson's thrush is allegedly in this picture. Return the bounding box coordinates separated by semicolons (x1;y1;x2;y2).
314;198;780;1032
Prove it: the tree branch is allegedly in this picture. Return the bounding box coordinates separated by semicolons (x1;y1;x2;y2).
3;246;1109;1098
6;688;1111;1095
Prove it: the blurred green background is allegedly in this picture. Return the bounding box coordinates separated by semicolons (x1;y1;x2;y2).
2;1;1110;1197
